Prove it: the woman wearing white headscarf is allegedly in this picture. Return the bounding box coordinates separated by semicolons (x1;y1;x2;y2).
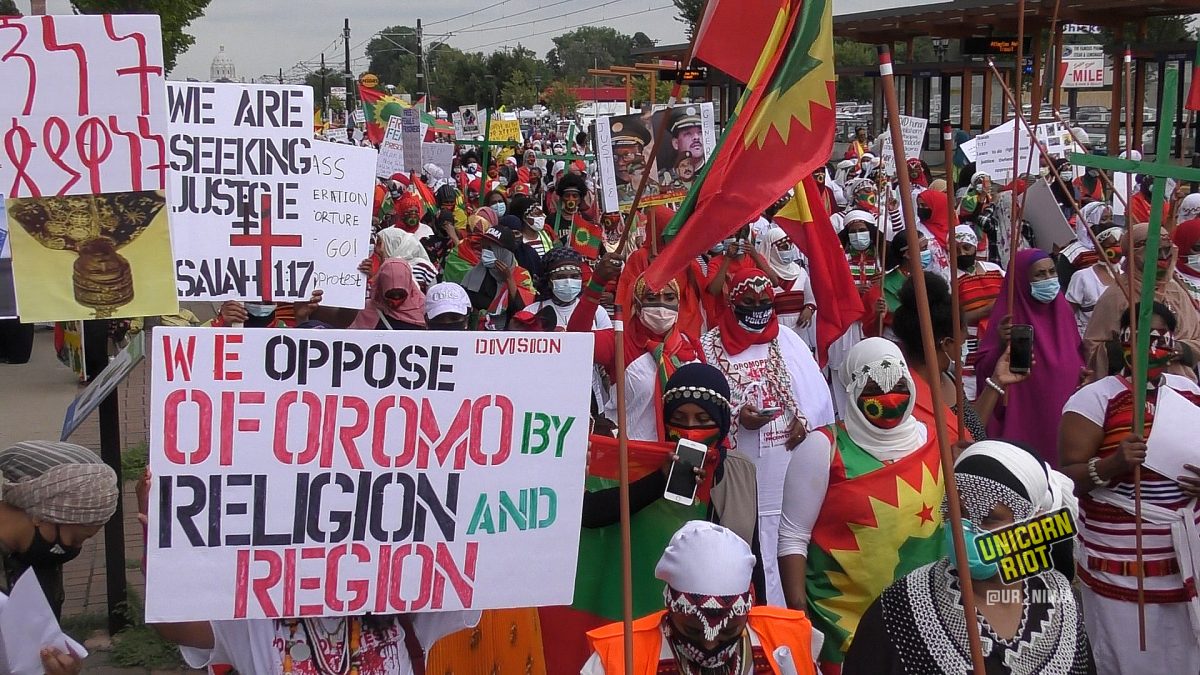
757;226;816;350
778;338;947;670
846;440;1092;674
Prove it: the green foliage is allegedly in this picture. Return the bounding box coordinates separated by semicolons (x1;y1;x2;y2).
60;612;105;643
1101;15;1195;49
502;70;537;109
304;67;342;108
632;75;670;106
121;442;148;482
0;0;20;16
109;587;183;669
545;81;581;115
672;0;705;40
69;0;211;73
546;26;654;81
366;25;420;92
834;38;875;103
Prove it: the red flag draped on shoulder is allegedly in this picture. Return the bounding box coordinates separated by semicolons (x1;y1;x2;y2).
1188;42;1200;112
644;0;837;290
775;177;866;367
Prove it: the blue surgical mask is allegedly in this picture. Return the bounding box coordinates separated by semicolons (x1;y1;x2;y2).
491;202;506;218
481;249;497;268
1030;278;1060;303
920;249;933;268
551;278;582;302
245;303;277;318
945;520;999;580
849;231;871;251
778;248;799;264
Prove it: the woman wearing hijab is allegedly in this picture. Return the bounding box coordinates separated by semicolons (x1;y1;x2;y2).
1074;166;1105;205
916;189;952;280
506;194;554;257
864;230;932;340
528;247;608;330
1060;202;1112;284
1084;222;1200;380
778;338;949;670
758;226;817;349
840;209;884;296
1060;302;1200;674
700;266;835;607
569;257;704;441
461;226;536;330
1066;221;1124;337
441;206;496;284
1128;174;1170;226
1172;216;1200;308
974;250;1083;464
954;225;1005;401
846;441;1093;675
1179;193;1200;225
362;258;426;330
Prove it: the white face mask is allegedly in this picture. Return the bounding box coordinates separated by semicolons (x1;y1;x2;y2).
245;303;277;318
551;278;582;302
777;248;799;264
530;215;547;231
1187;254;1200;270
849;231;872;251
639;306;678;335
491;202;507;218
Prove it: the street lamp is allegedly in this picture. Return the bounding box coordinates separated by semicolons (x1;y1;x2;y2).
932;38;950;62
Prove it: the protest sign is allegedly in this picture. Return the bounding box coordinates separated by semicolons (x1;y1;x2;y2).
458;105;480;137
451;112;467;139
0;200;14;319
401;108;423;172
879;114;928;175
595;103;716;212
376;116;406;178
0;569;88;673
329;87;347;103
974;121;1038;178
0;15;168;199
146;328;593;622
1022;179;1076;252
488;119;523;145
61;332;145;441
168;82;358;306
422;142;455;180
324;127;349;143
295;142;374;308
58;321;86;382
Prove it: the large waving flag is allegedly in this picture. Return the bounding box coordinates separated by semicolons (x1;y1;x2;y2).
775;177;867;366
694;0;782;84
358;84;409;144
644;0;837;289
1188;41;1200;112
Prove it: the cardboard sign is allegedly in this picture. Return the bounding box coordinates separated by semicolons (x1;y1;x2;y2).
0;15;168;199
146;328;593;622
1022;179;1076;252
61;332;145;441
168;82;341;305
401;108;423;172
376;116;406;179
595;103;716;212
879;114;928;175
458;105;480;137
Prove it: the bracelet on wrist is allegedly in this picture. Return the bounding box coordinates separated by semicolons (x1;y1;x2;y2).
986;377;1006;396
1088;456;1107;488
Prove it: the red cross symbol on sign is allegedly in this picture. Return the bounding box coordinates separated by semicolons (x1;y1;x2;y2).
229;194;302;302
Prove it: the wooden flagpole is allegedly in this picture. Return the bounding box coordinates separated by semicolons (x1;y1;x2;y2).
1048;106;1131;212
943;124;967;438
1005;0;1028;316
879;45;987;675
612;303;635;674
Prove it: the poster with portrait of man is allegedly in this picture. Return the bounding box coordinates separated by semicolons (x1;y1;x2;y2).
595;103;716;213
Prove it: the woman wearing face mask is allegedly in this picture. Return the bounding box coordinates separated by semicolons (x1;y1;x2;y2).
916;189;952;282
700;267;835;607
528;247;608;330
362;258;426;330
864;230;931;339
441;206;497;284
975;250;1083;465
461;226;536;330
1085;223;1200;380
1172;217;1200;308
954;225;1005;401
1066;221;1124;337
1060;302;1200;674
758;227;817;349
840;210;883;296
845;440;1092;675
393;192;434;239
507;194;553;257
484;190;507;218
777;338;949;671
1074;166;1105;205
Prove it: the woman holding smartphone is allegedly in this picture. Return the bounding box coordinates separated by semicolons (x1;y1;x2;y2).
975;249;1083;467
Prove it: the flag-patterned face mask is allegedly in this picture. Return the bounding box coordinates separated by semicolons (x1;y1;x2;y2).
853;187;878;214
1121;327;1175;382
857;391;911;429
562;189;581;215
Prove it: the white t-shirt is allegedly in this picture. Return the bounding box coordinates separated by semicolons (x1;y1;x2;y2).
180;612;479;675
1065;265;1111;338
529;298;612;330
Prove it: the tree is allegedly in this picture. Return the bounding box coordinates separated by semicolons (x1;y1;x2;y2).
833;38;875;103
632;74;670;106
546;26;646;81
366;25;419;93
1101;15;1195;49
304;67;342;110
501;70;537;108
672;0;704;40
0;0;21;15
545;81;581;116
69;0;211;73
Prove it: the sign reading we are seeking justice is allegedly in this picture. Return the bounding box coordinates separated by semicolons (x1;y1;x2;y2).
145;328;593;622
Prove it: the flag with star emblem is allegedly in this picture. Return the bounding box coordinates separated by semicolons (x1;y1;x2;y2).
358;84;409;144
806;424;945;666
644;0;837;289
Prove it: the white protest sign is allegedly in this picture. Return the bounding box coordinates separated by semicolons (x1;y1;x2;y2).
459;105;480;137
0;15;168;198
975;120;1038;178
401;108;423;172
1061;44;1106;89
1036;121;1074;160
353;109;366;125
323;127;348;143
451;112;466;139
0;570;87;674
1022;179;1075;252
376;115;405;178
959;136;978;162
167;82;330;304
329;87;347;102
1146;386;1200;481
146;328;593;622
422;142;455;179
296;142;374;308
880;114;928;175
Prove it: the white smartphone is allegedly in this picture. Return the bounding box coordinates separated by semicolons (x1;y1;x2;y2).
664;438;709;506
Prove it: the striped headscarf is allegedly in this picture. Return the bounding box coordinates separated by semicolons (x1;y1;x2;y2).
0;442;118;525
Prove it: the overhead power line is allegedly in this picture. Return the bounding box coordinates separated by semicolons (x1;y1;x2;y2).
457;4;673;52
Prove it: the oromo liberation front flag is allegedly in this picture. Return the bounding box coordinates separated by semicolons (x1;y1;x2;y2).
358;84;409;144
644;0;837;290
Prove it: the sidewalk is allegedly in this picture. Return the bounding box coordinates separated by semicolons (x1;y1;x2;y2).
0;328;198;672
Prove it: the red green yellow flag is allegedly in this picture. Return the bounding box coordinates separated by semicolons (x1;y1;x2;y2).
358;84;409;144
568;214;603;260
1188;41;1200;112
644;0;837;289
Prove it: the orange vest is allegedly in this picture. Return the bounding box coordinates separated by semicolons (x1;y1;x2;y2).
586;607;817;675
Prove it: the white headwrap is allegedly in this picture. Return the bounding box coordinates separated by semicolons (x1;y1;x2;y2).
423;162;446;192
1180;194;1200;223
1081;201;1110;227
954;440;1078;522
376;227;431;264
954;224;978;247
760;226;800;281
842;209;876;228
655;521;755;641
840;337;928;460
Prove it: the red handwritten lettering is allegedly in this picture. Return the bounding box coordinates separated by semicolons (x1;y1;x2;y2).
41;16;88;115
76;116;113;193
103;17;161;115
0;18;35;115
4;119;38;197
42;116;80;195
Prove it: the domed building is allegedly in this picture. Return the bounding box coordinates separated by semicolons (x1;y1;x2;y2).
210;45;236;83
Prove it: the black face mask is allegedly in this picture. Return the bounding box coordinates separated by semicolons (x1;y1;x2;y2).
17;525;82;568
733;303;774;333
957;254;977;271
917;206;933;222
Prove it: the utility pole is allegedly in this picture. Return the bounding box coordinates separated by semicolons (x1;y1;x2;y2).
320;53;328;123
416;19;426;112
344;18;354;130
278;68;283;85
